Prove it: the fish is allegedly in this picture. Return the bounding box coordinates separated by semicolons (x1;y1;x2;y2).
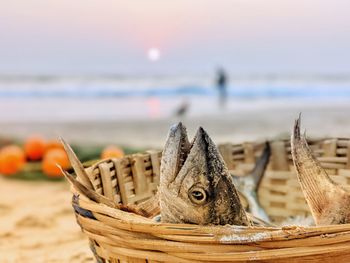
231;142;271;223
160;122;251;226
60;125;270;226
291;115;350;225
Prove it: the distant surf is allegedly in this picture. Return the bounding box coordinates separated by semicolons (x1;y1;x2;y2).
1;74;350;99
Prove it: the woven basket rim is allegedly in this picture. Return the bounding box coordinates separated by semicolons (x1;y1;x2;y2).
73;186;350;245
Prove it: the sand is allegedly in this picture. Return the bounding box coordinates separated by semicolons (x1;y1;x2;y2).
3;105;350;262
3;103;350;148
0;177;94;262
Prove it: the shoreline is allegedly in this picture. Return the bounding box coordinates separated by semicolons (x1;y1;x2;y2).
1;105;350;148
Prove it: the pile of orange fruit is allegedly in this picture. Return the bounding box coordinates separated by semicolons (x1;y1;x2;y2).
0;135;125;178
0;136;69;178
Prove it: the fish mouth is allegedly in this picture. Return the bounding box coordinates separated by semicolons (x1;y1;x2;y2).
162;123;214;185
161;122;190;185
170;122;192;177
170;124;210;177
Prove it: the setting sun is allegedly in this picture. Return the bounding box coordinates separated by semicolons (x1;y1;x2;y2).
147;48;161;62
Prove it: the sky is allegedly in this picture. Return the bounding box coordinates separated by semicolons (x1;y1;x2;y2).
1;0;350;75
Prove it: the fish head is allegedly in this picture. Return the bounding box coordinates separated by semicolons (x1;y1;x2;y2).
160;124;249;226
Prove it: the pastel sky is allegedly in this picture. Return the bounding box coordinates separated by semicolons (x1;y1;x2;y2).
1;0;350;74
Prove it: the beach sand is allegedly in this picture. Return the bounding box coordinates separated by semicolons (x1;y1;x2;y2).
0;177;94;262
2;102;350;147
2;105;350;262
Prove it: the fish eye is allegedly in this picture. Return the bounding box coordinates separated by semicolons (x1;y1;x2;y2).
189;187;207;204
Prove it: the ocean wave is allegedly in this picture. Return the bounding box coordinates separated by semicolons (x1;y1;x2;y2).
0;85;350;99
0;75;350;98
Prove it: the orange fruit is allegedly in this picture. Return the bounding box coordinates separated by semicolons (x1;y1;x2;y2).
101;145;124;159
45;139;64;152
24;135;46;161
42;148;70;177
0;145;26;175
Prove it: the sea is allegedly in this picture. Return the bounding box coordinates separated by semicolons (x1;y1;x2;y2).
1;74;350;122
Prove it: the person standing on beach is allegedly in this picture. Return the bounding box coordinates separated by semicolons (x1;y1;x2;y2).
216;67;228;108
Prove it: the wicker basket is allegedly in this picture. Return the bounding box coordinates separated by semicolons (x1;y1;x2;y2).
69;138;350;262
